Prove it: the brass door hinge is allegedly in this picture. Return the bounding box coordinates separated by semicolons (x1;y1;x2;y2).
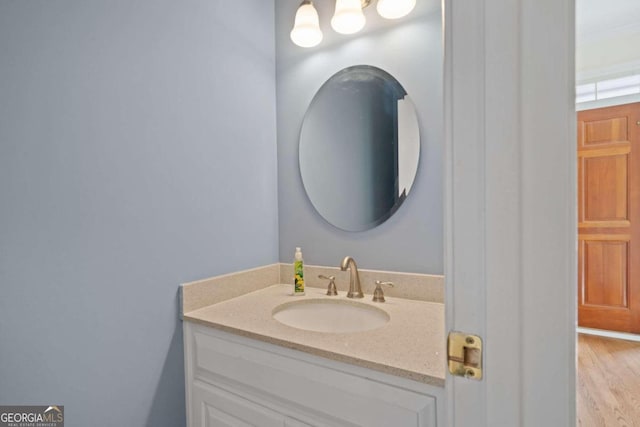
447;331;483;380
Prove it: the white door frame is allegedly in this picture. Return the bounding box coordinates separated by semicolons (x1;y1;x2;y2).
444;0;577;425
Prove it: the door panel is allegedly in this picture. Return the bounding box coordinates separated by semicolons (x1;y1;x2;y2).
581;239;628;307
583;117;628;146
583;154;628;222
578;103;640;333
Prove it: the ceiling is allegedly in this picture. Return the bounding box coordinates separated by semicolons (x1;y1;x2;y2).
577;0;640;42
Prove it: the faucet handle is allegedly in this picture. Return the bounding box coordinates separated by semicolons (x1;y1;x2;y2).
373;280;394;303
319;275;338;296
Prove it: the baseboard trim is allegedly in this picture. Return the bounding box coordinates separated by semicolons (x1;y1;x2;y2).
577;327;640;343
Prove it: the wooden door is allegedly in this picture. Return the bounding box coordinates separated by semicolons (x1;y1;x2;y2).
578;103;640;333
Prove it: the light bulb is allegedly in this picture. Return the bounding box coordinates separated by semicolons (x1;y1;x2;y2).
331;0;366;35
290;1;323;48
376;0;416;19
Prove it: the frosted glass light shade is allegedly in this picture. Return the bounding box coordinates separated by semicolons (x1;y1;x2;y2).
331;0;366;35
376;0;416;19
290;1;323;48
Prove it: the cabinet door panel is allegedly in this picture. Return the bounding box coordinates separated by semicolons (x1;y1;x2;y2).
203;405;251;427
191;381;284;427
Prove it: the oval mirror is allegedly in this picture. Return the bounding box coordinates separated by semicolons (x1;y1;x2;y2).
299;65;420;232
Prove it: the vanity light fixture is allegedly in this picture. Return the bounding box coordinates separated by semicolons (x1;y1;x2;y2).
376;0;416;19
290;0;416;48
331;0;366;34
290;0;324;48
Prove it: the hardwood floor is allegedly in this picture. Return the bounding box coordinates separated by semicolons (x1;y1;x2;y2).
578;334;640;426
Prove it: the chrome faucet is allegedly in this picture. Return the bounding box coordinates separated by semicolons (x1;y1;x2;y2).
340;256;364;298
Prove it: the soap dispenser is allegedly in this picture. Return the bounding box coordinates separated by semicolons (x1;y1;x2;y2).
293;247;305;296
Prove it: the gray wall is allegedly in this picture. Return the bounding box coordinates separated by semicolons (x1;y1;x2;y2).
276;0;443;274
0;1;277;426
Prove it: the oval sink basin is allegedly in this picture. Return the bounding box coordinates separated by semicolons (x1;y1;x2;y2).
272;299;390;333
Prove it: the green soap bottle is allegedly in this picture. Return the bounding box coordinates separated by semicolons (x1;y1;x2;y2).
294;247;305;296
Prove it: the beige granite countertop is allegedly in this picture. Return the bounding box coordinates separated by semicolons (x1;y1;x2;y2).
184;284;446;387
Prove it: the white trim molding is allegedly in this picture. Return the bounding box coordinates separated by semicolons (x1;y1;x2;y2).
577;327;640;343
577;93;640;111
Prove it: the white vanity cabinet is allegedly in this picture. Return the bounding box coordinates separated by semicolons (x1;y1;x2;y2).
184;322;444;427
